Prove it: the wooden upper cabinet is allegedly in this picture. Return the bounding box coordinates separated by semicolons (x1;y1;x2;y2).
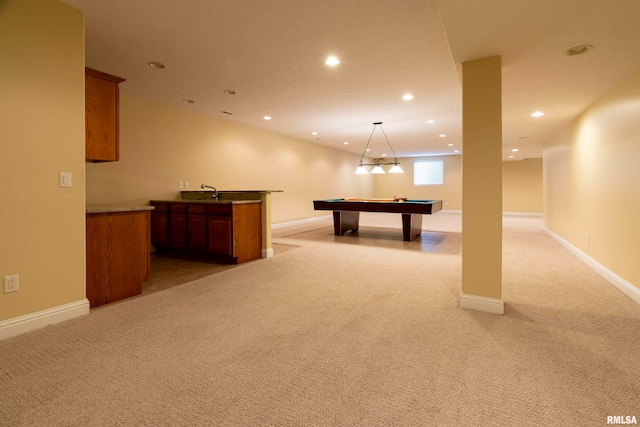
85;67;126;162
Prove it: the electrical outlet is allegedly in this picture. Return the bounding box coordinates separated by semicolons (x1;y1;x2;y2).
185;182;189;189
4;275;19;293
178;181;184;189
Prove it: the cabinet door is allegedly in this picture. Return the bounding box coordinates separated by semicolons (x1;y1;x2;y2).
208;216;233;256
151;203;169;248
188;214;207;250
187;204;206;251
85;68;125;162
151;212;169;248
170;204;187;249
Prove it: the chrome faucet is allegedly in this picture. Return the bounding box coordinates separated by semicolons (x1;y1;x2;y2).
201;184;219;199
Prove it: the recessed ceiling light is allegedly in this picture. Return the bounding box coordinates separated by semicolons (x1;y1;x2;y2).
512;148;519;152
403;94;414;101
366;149;371;152
381;153;387;157
343;142;349;145
311;132;318;135
426;120;435;124
439;134;446;138
454;150;460;153
563;45;594;56
531;111;544;117
148;61;165;69
263;116;272;120
223;90;236;95
325;56;340;66
508;155;514;158
182;99;194;104
447;143;453;147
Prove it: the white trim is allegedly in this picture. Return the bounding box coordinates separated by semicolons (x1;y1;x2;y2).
0;299;90;341
460;293;505;314
407;210;541;216
544;226;640;306
261;248;274;258
271;215;331;230
503;212;543;217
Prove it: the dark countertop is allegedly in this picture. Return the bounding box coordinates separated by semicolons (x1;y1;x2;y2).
191;190;283;193
180;190;281;201
86;205;155;214
150;199;262;205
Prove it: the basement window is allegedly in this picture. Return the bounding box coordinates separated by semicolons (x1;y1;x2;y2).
414;160;443;186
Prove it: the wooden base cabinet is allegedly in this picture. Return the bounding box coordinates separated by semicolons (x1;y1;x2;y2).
150;201;262;264
86;211;150;308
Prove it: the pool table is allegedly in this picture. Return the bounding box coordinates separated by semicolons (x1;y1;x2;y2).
313;198;443;241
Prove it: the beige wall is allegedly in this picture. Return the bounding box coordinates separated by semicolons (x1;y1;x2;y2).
373;155;462;210
86;91;374;223
503;158;543;213
373;154;542;214
544;69;640;290
0;0;86;321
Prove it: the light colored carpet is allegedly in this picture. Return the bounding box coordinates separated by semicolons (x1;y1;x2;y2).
0;213;638;426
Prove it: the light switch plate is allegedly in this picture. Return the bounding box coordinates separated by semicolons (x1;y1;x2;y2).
59;172;72;188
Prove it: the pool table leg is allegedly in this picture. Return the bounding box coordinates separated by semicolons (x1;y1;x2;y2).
402;213;423;241
333;211;359;235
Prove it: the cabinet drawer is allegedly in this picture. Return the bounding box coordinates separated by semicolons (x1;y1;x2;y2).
187;204;206;214
152;203;169;213
207;204;232;216
170;203;186;213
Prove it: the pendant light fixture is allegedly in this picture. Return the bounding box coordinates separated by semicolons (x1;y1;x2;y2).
355;122;404;174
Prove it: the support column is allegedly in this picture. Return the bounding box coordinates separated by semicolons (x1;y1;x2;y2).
460;56;504;314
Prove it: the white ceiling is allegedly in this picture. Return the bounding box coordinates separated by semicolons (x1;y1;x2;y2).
61;0;640;161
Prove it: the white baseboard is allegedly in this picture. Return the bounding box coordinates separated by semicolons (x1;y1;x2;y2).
271;215;331;230
0;299;90;341
460;293;505;314
544;226;640;306
271;211;541;226
262;248;274;258
427;210;541;216
503;212;543;217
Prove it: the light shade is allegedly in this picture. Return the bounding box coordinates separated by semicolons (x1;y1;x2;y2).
354;122;404;175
